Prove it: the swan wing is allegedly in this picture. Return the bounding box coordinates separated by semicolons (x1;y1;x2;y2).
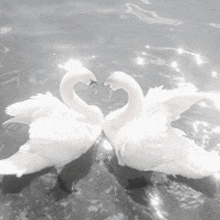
5;92;55;117
0;150;50;177
0;118;100;177
28;117;100;163
145;84;210;122
4;92;82;125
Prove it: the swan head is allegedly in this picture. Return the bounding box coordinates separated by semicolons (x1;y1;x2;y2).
60;59;98;86
104;71;131;91
69;63;97;86
78;69;97;86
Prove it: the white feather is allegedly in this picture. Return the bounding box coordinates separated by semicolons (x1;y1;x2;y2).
1;60;103;177
103;72;220;179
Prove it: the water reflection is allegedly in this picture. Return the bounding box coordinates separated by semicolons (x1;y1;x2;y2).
170;61;180;72
0;26;12;35
132;44;220;90
0;46;10;53
210;23;220;28
145;45;205;67
0;70;21;86
148;188;168;220
134;56;146;66
166;180;205;209
126;3;182;25
211;71;218;78
133;44;213;88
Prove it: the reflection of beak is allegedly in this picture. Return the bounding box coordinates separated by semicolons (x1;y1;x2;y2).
109;87;113;98
106;85;113;98
103;83;113;98
109;87;114;98
90;80;98;94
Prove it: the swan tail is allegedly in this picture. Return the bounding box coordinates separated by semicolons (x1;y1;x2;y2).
203;92;220;110
3;117;30;126
166;93;209;121
0;151;50;178
5;92;53;117
152;144;220;178
153;84;220;121
147;84;220;121
5;100;37;117
166;91;220;122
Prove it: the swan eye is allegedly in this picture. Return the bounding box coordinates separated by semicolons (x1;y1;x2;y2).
89;79;97;87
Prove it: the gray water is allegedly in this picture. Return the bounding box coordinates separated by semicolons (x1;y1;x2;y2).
1;0;220;219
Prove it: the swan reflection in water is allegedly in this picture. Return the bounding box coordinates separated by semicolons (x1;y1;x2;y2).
0;59;103;189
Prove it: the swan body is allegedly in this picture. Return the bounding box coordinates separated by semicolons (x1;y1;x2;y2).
103;72;220;179
1;60;103;177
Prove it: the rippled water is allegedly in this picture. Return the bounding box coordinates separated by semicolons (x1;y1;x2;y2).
1;0;220;219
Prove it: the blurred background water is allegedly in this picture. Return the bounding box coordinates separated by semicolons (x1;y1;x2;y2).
1;0;220;219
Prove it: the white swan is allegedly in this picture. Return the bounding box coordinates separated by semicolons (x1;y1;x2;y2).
1;60;103;178
103;71;220;179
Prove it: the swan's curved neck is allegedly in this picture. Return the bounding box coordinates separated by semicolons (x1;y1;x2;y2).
123;80;144;119
60;73;101;123
104;78;144;138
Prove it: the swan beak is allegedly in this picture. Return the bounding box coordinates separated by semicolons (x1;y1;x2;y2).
106;85;113;98
89;79;97;86
109;88;113;98
90;80;98;94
